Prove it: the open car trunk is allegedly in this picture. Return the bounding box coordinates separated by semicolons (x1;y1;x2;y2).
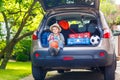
38;0;99;12
40;12;102;47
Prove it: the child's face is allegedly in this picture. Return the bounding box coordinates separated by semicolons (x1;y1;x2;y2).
52;26;59;34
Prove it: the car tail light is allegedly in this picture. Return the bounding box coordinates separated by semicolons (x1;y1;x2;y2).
63;56;74;61
103;29;110;38
32;31;38;40
35;53;40;58
99;52;105;57
103;32;110;38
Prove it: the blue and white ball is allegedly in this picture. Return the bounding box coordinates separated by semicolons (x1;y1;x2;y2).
90;35;100;45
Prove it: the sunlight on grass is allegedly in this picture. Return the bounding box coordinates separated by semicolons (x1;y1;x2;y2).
0;61;31;80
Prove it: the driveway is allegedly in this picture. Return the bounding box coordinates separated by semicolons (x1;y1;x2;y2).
20;61;120;80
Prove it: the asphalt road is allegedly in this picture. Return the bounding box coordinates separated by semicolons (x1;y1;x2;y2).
21;61;120;80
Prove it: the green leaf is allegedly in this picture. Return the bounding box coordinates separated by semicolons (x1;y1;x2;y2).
0;0;5;12
15;0;23;4
0;0;4;7
0;7;6;12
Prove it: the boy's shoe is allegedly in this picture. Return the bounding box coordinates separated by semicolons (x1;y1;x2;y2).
48;47;59;56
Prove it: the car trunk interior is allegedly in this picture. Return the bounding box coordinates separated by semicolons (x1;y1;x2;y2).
40;13;101;47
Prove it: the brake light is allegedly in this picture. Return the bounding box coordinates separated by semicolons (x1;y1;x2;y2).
103;32;110;38
103;28;110;38
63;56;74;61
99;52;105;57
32;31;38;40
35;53;40;58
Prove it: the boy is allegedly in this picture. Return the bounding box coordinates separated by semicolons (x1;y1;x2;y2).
48;23;64;56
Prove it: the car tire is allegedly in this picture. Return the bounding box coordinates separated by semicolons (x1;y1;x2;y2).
99;67;105;74
57;70;64;73
32;65;47;80
104;55;116;80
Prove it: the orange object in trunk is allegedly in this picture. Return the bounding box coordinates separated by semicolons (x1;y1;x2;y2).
50;41;59;48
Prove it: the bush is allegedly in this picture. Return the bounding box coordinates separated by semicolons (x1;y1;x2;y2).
16;53;29;62
13;39;31;60
115;15;120;25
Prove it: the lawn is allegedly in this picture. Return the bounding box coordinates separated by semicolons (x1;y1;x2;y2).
0;61;31;80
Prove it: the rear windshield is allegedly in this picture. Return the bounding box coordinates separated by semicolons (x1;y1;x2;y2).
42;0;96;10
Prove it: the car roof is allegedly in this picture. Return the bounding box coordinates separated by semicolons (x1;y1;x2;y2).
37;0;100;12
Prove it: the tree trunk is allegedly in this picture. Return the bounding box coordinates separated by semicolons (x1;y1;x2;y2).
0;55;3;62
0;42;15;69
0;53;11;69
0;47;8;61
0;11;10;63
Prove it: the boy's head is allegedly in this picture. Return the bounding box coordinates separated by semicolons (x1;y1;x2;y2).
50;23;62;33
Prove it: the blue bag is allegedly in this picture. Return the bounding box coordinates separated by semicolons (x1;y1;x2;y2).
41;32;50;47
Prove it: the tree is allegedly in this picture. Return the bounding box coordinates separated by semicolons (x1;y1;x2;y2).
0;0;44;69
100;0;120;26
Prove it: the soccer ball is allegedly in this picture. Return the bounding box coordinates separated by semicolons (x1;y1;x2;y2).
90;35;100;45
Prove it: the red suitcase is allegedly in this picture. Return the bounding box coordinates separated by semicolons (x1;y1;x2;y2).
69;32;90;38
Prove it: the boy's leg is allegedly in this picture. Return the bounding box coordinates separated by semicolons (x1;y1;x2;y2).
48;47;54;56
48;47;59;56
54;48;59;56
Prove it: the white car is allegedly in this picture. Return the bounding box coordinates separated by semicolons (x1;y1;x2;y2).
31;0;116;80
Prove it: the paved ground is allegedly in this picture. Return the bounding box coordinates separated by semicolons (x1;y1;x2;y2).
20;61;120;80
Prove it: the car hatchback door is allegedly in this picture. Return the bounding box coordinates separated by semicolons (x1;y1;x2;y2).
37;0;99;12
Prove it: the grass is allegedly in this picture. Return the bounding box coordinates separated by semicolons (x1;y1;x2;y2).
0;61;31;80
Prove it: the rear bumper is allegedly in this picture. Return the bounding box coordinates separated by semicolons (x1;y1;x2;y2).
31;49;114;69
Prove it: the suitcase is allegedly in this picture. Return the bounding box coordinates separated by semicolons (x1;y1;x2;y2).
69;33;80;38
67;38;90;45
69;32;91;38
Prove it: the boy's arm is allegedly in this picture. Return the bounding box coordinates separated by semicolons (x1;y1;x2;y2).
48;33;52;41
60;33;65;42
